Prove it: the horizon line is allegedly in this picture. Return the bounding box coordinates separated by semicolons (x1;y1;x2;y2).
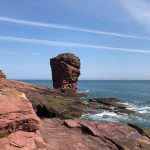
0;16;150;41
12;78;150;81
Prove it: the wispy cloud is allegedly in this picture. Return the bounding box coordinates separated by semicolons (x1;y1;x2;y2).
118;0;150;30
0;35;150;54
0;50;41;57
31;52;41;55
0;51;27;57
0;51;16;56
0;16;150;41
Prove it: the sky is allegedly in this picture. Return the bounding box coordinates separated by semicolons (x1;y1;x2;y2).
0;0;150;80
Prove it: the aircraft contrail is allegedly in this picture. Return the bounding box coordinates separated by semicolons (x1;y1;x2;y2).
0;35;150;54
0;16;150;41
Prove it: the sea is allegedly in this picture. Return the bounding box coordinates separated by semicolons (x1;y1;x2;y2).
20;80;150;128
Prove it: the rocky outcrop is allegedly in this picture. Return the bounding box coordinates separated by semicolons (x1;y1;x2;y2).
41;118;150;150
0;78;136;119
88;98;135;115
0;88;149;150
0;70;6;79
0;88;46;149
50;53;80;90
0;76;149;149
0;78;86;119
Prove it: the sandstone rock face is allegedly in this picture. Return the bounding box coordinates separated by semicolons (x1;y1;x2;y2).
41;118;150;150
0;70;6;79
50;53;80;90
0;88;46;149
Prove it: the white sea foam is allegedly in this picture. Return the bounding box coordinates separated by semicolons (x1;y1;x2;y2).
94;111;120;117
82;111;129;123
77;89;91;93
133;106;150;114
85;89;90;93
82;109;150;127
122;102;150;114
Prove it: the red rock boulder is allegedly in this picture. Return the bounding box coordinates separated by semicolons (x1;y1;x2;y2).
50;53;80;90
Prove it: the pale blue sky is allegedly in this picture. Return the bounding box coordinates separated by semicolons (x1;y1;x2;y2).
0;0;150;79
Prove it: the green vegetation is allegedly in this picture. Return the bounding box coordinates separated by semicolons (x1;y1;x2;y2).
27;93;85;119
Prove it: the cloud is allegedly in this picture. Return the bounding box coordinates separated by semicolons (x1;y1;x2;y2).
0;51;16;56
118;0;150;30
0;35;150;54
0;50;40;57
0;16;150;41
0;51;27;57
31;52;41;55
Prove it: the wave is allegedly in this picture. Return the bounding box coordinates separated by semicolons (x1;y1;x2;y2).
82;110;150;128
121;102;150;114
78;89;97;94
78;89;91;93
85;89;90;93
82;111;128;123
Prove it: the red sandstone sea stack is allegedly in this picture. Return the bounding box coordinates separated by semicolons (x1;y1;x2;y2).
50;53;80;90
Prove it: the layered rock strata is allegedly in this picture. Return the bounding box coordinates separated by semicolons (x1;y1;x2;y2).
0;88;46;149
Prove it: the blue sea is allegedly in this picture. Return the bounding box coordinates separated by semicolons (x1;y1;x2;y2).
21;80;150;128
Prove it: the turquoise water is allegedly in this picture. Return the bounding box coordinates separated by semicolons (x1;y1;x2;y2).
20;80;150;128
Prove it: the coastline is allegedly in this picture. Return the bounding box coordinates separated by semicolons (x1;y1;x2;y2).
16;79;150;128
0;77;150;149
0;53;150;149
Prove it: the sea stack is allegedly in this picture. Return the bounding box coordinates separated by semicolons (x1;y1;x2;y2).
0;70;6;79
50;53;80;90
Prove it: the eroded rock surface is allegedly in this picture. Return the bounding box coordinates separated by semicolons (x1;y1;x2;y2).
0;79;86;119
41;118;150;150
50;53;80;90
0;70;6;79
0;88;46;149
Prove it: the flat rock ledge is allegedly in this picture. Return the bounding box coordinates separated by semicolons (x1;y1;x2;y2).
41;118;150;150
